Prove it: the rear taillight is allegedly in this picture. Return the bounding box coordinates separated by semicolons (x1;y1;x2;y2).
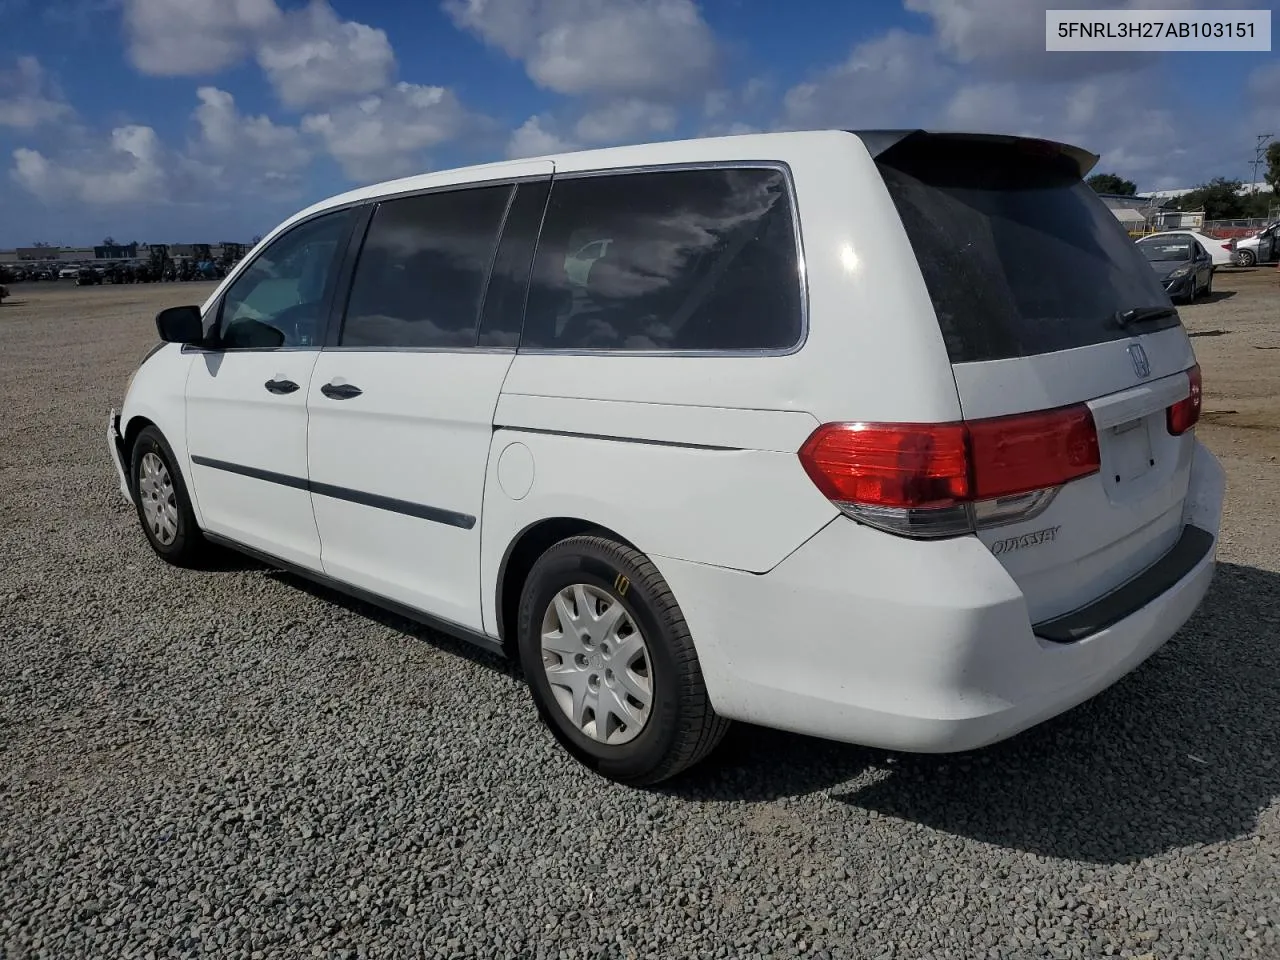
798;404;1101;539
1167;364;1202;435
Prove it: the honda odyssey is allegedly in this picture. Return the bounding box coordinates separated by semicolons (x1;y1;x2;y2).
109;130;1224;785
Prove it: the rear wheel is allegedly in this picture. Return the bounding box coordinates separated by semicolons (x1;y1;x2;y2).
130;426;208;567
517;535;730;785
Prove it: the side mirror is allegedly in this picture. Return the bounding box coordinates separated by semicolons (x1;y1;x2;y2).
155;305;204;344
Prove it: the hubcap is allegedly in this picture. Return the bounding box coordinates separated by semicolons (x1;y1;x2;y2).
540;583;653;745
138;452;179;546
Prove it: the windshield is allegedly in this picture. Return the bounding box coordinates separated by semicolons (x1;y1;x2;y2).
876;134;1177;363
1139;238;1192;261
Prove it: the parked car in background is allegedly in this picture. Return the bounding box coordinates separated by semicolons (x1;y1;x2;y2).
58;266;79;280
1138;233;1215;302
76;267;102;286
1232;221;1279;266
109;129;1222;785
1138;229;1235;268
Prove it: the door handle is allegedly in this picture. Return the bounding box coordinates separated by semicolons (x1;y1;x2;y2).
264;378;299;394
320;381;363;400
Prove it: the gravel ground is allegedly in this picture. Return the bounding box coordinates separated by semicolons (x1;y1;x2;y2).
2;277;1279;960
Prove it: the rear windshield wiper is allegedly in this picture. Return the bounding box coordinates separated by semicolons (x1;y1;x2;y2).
1113;305;1178;328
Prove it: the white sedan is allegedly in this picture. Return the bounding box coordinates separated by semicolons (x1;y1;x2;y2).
1137;230;1235;267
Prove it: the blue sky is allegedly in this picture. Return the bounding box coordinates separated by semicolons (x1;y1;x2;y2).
1;0;1276;247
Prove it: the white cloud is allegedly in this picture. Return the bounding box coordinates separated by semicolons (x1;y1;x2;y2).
782;29;950;130
904;0;1046;66
506;115;577;158
12;124;168;205
701;120;761;138
943;82;1027;131
302;82;480;182
256;0;396;109
506;115;576;158
766;0;1265;189
574;98;676;144
0;56;74;128
902;0;1238;80
700;77;772;136
125;0;396;109
190;87;311;191
124;0;280;76
9;86;316;208
768;0;1251;191
504;98;678;159
938;72;1194;182
445;0;718;99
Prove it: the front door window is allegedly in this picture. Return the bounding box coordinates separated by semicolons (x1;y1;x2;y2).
216;210;354;349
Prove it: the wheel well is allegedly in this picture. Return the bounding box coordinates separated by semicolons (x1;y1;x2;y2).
497;518;634;657
122;416;156;466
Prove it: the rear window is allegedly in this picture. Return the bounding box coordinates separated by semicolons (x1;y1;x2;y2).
876;136;1178;364
521;167;803;353
1138;237;1193;261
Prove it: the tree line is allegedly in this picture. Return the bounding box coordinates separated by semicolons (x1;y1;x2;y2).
1086;141;1280;221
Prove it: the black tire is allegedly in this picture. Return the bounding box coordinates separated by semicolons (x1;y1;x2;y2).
1237;250;1256;267
1204;270;1213;298
129;426;208;567
517;535;730;786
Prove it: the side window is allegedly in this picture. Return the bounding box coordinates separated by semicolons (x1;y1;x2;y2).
478;179;550;348
340;185;512;349
217;209;353;349
521;167;803;352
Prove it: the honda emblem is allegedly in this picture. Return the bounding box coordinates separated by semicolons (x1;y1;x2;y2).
1128;343;1151;379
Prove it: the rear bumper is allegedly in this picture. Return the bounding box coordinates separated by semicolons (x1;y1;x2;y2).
108;409;131;502
656;439;1225;753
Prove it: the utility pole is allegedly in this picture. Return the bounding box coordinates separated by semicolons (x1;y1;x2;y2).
1251;133;1274;193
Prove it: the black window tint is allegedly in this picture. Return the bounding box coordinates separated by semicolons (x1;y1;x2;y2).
341;185;512;349
876;135;1178;364
478;180;550;348
217;209;353;349
522;168;802;352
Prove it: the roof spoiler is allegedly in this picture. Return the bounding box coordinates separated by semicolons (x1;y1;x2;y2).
846;129;1100;179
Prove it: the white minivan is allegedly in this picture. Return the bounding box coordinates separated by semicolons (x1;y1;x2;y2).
109;130;1225;785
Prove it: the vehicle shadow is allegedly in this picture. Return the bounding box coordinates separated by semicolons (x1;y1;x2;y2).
189;543;514;672
1195;290;1237;304
202;539;1280;864
263;568;517;676
664;561;1280;865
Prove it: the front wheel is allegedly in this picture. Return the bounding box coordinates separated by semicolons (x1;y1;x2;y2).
517;535;730;785
130;426;208;567
1236;249;1257;267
